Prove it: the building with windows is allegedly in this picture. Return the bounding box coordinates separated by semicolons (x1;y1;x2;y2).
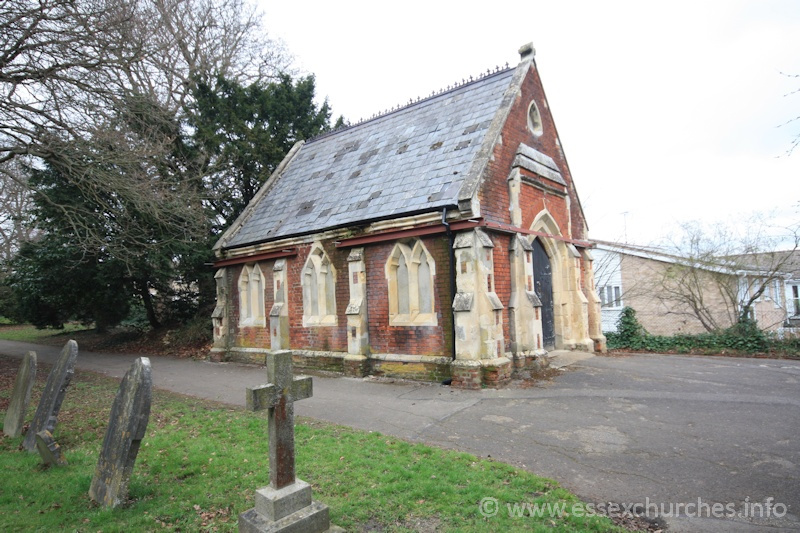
593;241;797;336
210;44;606;388
746;250;800;332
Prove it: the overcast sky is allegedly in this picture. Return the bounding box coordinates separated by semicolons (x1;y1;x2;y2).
258;0;800;247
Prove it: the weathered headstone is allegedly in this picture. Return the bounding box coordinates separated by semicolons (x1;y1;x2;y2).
22;340;78;452
3;350;37;437
239;350;343;533
89;357;152;508
35;429;67;466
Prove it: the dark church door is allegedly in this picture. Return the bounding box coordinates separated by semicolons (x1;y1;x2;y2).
532;238;555;349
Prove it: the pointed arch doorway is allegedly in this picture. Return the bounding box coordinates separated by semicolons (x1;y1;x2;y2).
532;238;555;349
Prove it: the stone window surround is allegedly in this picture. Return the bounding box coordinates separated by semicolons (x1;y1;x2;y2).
385;239;438;327
238;263;266;327
301;243;337;327
527;99;543;137
212;268;228;343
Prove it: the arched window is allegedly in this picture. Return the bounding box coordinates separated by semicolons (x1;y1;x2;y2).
238;263;266;327
301;244;337;326
418;253;433;314
386;240;437;326
527;100;543;136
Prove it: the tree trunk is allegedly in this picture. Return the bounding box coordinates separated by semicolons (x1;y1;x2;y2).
140;282;160;329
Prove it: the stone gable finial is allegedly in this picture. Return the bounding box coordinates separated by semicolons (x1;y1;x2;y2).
519;42;535;60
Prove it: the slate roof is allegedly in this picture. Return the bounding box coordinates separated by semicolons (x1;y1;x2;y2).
220;67;517;250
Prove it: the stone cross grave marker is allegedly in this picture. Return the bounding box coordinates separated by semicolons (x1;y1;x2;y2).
239;350;342;533
3;350;37;438
89;357;152;508
23;340;78;452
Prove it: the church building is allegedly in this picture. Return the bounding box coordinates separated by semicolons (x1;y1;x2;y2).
211;43;606;389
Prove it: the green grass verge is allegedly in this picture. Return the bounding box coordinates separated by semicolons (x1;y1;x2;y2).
0;323;91;343
0;358;626;532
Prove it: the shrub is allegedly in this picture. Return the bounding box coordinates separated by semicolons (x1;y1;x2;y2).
166;315;212;346
606;307;645;349
720;316;768;352
605;306;797;357
119;301;153;331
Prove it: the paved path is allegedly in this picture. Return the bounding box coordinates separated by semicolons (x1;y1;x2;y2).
2;339;799;532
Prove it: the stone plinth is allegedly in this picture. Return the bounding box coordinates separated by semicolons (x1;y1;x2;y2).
343;354;368;377
450;360;482;390
239;479;342;533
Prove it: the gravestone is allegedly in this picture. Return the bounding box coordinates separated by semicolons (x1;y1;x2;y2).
239;350;343;533
89;357;152;508
35;429;67;466
3;350;37;437
22;340;78;452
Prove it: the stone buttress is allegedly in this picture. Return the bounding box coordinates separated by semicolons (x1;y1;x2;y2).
451;229;510;389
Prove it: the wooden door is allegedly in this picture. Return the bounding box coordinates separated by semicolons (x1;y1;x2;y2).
533;238;555;349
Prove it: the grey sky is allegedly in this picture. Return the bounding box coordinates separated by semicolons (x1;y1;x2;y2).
260;0;800;245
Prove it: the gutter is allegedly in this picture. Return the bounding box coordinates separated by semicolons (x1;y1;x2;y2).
332;218;593;249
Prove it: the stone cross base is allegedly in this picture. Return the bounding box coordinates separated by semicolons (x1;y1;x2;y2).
238;479;344;533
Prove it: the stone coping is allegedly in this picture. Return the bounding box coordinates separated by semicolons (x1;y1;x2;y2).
212;346;273;354
368;353;451;365
222;347;453;365
451;356;512;368
218;348;559;367
292;349;346;360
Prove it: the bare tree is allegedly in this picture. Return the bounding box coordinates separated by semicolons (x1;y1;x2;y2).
658;215;800;332
126;0;290;112
780;72;799;156
1;0;288;164
593;242;662;309
0;159;35;269
0;0;290;268
2;0;136;165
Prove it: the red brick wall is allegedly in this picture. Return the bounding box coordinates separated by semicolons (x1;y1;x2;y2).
230;262;273;349
479;65;587;241
489;232;513;345
286;242;348;352
518;182;569;232
364;236;453;357
227;236;455;358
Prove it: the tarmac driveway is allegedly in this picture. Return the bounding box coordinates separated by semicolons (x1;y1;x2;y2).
398;354;800;532
1;340;798;532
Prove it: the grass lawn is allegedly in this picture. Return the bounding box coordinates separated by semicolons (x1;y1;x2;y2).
0;323;92;344
0;323;210;359
0;355;629;532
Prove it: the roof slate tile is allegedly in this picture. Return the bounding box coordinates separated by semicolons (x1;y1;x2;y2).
224;68;515;248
